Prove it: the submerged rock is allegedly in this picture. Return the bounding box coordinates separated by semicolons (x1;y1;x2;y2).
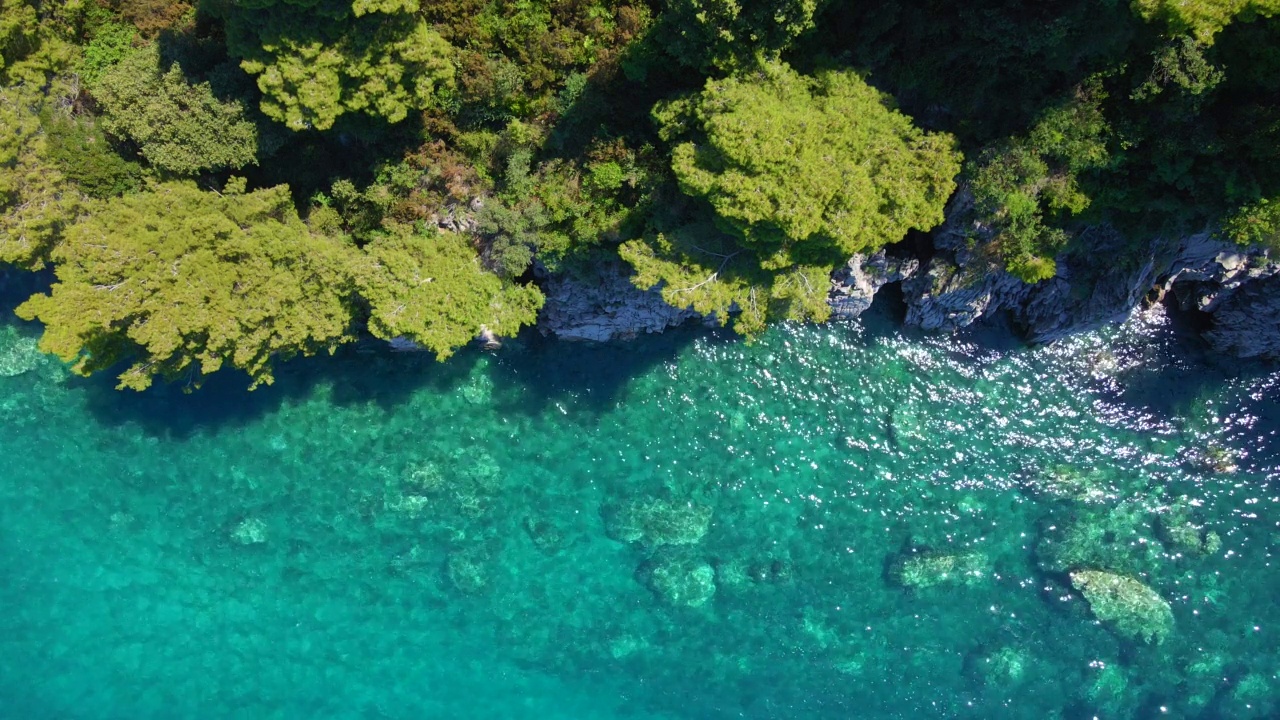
231;517;268;545
1186;442;1241;475
890;549;989;589
1156;497;1222;557
1070;569;1173;644
446;548;489;594
607;632;649;659
603;496;712;547
402;460;445;492
1021;464;1118;504
523;515;569;555
966;646;1031;688
0;326;43;377
638;552;716;607
1222;672;1279;718
1035;504;1163;576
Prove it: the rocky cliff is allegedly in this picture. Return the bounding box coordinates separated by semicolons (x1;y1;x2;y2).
833;190;1280;359
535;192;1279;359
536;261;709;342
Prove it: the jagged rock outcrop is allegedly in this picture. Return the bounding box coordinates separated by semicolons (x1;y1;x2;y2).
892;189;1280;351
901;258;1029;332
432;196;484;234
524;186;1279;354
1159;237;1279;310
828;250;919;319
536;262;706;342
898;189;1031;332
1202;273;1280;360
1017;226;1160;343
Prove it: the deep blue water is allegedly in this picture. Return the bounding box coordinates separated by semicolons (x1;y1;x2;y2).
1;295;1278;719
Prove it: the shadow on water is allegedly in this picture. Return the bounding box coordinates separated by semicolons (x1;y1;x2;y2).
3;257;712;437
68;344;488;440
74;321;714;439
485;321;721;417
1106;299;1277;422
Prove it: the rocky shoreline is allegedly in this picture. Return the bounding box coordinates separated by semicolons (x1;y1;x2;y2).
536;190;1280;361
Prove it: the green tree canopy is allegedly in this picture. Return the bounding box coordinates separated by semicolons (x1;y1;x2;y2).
969;82;1112;282
216;0;455;130
1132;0;1280;44
357;227;543;359
620;223;831;336
0;83;80;269
623;62;960;333
17;182;359;390
92;44;266;174
656;0;824;72
0;0;83;84
657;61;960;269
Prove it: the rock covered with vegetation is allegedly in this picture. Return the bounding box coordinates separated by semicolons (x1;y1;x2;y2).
1069;569;1174;644
603;496;712;547
890;549;989;589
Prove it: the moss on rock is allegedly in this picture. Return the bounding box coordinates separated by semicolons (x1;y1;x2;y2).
1070;569;1173;644
638;552;716;607
603;496;712;547
891;550;989;589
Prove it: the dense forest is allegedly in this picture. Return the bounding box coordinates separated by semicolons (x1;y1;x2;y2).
2;0;1278;389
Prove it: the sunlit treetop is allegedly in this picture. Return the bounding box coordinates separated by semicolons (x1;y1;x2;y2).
1132;0;1280;43
17;182;360;390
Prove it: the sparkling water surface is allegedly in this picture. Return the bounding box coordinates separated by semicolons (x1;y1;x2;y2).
1;292;1278;719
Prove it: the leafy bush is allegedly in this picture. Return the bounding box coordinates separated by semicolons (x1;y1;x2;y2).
80;20;135;84
357;227;544;358
969;82;1111;283
92;45;266;174
42;110;144;198
17;182;360;390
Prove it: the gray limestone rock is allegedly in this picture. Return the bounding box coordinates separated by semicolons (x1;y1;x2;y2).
537;262;706;342
432;196;484;234
1018;226;1159;343
895;189;1280;351
901;257;1028;332
1160;234;1279;313
898;187;1032;332
828;250;919;319
1203;273;1280;360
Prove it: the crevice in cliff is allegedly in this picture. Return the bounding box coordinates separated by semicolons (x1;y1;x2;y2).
867;280;908;324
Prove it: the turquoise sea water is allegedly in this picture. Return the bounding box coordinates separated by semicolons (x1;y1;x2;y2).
1;288;1278;719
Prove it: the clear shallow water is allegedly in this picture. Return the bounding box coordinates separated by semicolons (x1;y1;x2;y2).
0;294;1278;719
